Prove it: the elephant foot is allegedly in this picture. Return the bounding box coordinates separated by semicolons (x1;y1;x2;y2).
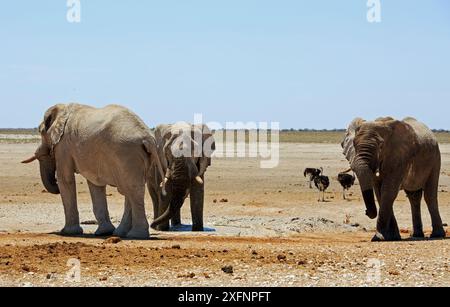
171;221;182;228
154;223;170;232
371;232;385;242
95;223;116;237
371;231;401;242
126;228;150;240
192;225;204;232
430;228;446;239
113;224;132;238
411;231;425;239
61;225;83;236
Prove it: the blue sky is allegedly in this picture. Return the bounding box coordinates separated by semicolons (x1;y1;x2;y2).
1;1;449;129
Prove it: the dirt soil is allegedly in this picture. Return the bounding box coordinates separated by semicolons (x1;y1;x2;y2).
0;142;448;287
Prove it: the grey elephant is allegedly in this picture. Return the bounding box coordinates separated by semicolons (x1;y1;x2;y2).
22;103;166;239
148;123;215;232
342;117;446;241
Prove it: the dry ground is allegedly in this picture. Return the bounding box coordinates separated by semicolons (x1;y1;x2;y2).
0;140;448;287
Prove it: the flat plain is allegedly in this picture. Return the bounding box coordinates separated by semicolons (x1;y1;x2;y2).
0;132;448;287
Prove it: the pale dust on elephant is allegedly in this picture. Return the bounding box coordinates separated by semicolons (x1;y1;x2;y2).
22;103;166;239
342;117;446;242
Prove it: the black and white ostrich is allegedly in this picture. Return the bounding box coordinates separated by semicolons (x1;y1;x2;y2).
338;170;356;200
303;167;323;189
313;171;330;202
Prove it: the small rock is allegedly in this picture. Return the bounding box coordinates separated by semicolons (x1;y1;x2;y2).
389;270;401;276
277;255;287;261
99;276;108;281
213;199;218;203
172;245;181;250
178;272;195;279
252;250;258;256
222;266;234;274
104;237;122;244
220;198;229;203
298;260;307;265
21;265;31;272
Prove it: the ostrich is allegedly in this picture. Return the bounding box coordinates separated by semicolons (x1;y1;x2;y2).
303;167;323;189
338;169;356;200
313;172;330;202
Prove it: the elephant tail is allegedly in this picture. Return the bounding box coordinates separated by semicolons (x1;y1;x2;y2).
143;139;167;195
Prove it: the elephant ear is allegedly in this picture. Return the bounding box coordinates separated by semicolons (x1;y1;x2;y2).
342;118;365;164
199;124;215;160
39;104;71;147
155;125;173;171
377;120;418;166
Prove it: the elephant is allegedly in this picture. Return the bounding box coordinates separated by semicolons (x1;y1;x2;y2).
342;117;446;241
148;123;215;232
22;103;166;239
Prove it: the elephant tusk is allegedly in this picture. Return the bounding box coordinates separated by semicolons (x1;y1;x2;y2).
195;176;204;185
159;177;169;188
160;177;169;196
21;155;37;164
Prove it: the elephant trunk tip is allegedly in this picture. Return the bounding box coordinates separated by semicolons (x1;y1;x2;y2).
195;176;204;185
362;189;378;219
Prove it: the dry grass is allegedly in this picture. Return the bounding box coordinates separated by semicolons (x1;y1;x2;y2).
279;131;345;143
0;129;38;135
435;132;450;144
1;129;449;144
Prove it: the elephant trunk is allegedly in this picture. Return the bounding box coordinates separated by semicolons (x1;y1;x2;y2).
197;157;210;179
353;159;377;219
39;156;60;195
151;193;185;229
152;157;191;229
189;158;204;184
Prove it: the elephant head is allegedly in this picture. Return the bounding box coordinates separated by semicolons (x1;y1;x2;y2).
342;118;417;220
151;123;215;228
22;104;72;195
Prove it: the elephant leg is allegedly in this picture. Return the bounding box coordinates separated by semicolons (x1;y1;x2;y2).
171;209;182;228
387;215;401;241
125;186;150;239
114;198;132;238
373;183;401;242
149;184;171;231
57;172;83;236
406;189;424;238
190;181;204;232
155;195;170;231
87;182;115;236
424;172;445;238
